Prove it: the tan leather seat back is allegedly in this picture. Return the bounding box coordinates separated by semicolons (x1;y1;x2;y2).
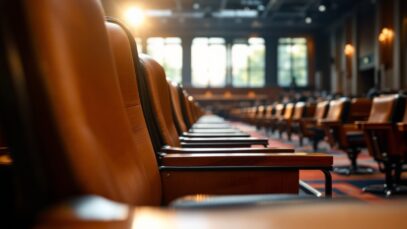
183;90;197;125
293;102;306;120
348;98;372;122
283;103;295;120
265;105;274;119
324;99;347;121
140;55;181;147
106;21;162;204
168;81;188;133
315;101;329;119
367;95;398;123
274;104;285;118
8;0;161;206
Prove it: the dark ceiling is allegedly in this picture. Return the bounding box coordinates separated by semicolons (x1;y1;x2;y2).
102;0;365;31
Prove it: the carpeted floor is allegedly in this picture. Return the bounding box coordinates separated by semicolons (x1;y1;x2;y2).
233;122;407;202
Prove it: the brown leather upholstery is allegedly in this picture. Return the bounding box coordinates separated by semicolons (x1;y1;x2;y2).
278;103;295;138
292;102;306;121
314;101;330;119
168;81;188;133
367;95;397;123
323;98;347;122
318;98;374;175
358;95;406;195
269;103;285;133
141;55;182;147
14;0;161;205
140;55;269;147
298;100;329;148
182;90;197;127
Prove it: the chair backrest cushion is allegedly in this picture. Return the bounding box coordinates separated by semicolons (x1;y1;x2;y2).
106;21;162;205
314;101;329;119
7;0;161;206
140;55;181;147
368;95;400;123
168;81;188;133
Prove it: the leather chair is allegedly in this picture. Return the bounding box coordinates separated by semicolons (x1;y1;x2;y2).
139;54;271;148
0;2;332;221
106;20;333;198
277;102;296;139
321;98;374;175
168;81;250;138
290;102;316;143
181;90;237;130
255;105;266;130
298;100;329;148
358;95;407;195
257;104;274;131
269;103;286;134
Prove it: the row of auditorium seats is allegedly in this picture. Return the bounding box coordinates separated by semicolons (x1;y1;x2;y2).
0;1;333;226
230;95;407;196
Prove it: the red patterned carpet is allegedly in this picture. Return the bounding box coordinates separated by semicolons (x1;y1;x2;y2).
231;122;407;202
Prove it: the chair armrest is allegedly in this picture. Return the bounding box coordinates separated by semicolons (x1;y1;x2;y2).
161;146;294;154
358;122;393;130
180;142;254;148
160;152;333;167
397;122;407;132
319;120;341;127
300;117;316;123
171;194;318;209
342;123;358;132
182;132;250;138
179;137;269;146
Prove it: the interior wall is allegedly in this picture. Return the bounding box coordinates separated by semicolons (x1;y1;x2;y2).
327;0;407;96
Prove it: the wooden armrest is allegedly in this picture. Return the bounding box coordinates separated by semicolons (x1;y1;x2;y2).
319;120;341;126
397;123;407;132
181;142;254;148
342;123;358;132
182;132;250;138
161;146;294;154
171;194;318;209
189;129;242;133
354;121;366;130
358;122;393;130
300;118;316;125
36;197;407;229
160;152;333;167
179;137;269;146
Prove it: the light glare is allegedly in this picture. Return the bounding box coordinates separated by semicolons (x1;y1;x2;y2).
124;7;145;27
319;5;326;12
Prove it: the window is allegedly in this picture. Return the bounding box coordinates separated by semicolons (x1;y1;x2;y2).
277;38;308;87
192;37;226;87
232;38;265;87
147;37;182;83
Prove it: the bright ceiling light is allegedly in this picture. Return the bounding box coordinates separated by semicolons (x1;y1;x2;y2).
193;3;200;10
124;6;145;27
305;17;312;24
318;5;326;12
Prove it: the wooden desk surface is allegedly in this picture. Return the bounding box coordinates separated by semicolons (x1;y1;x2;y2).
36;196;407;229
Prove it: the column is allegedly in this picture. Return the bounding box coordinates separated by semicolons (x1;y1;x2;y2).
266;36;278;87
182;37;192;86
